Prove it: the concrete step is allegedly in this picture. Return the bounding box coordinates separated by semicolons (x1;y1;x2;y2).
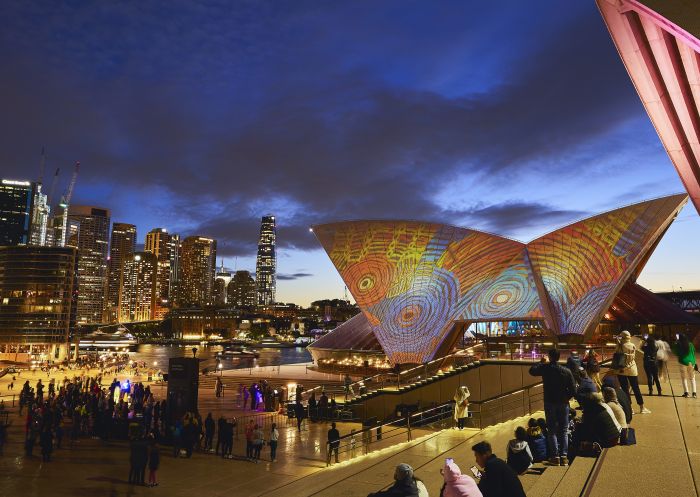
550;457;596;497
521;464;567;497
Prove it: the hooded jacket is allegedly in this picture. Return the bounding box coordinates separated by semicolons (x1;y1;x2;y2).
526;428;547;462
506;440;533;474
441;462;483;497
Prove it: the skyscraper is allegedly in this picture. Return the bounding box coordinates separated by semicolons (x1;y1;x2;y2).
119;251;157;322
214;261;232;305
145;228;174;316
0;179;34;246
67;206;111;323
0;245;78;361
107;223;136;322
228;270;256;308
170;233;181;306
29;182;50;246
255;215;276;305
179;236;216;306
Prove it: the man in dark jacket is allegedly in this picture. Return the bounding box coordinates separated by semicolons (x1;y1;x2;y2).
529;349;576;466
472;441;526;497
327;422;340;465
367;463;419;497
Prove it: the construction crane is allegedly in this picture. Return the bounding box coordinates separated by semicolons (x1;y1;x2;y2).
56;161;80;247
38;147;46;184
47;168;60;207
60;161;80;207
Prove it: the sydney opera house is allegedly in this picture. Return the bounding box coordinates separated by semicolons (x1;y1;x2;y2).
309;194;698;366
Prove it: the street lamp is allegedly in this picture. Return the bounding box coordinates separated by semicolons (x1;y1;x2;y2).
218;362;223;377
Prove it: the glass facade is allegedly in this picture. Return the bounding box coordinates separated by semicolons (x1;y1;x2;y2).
255;215;276;305
0;246;77;361
0;179;34;246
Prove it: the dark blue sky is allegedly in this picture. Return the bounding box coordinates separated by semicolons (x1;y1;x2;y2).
1;1;697;304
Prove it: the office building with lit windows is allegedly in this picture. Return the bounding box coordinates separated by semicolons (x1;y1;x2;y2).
255;215;276;305
145;228;177;316
228;270;256;308
0;245;78;362
179;236;216;306
119;251;158;322
214;261;232;305
67;206;111;323
0;179;34;246
107;223;136;322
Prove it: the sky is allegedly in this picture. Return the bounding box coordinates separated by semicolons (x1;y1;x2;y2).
1;0;698;306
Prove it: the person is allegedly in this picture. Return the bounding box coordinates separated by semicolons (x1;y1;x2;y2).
440;460;482;497
506;427;533;475
575;393;620;450
309;392;318;422
453;386;470;430
148;439;160;487
615;330;650;414
674;333;697;398
566;351;583;385
204;412;215;452
657;338;672;380
583;348;601;389
215;377;223;398
575;368;597;404
602;374;632;425
471;441;526;497
245;420;255;460
40;428;53;462
215;415;226;455
367;463;425;497
327;422;340;465
602;387;627;429
528;349;576;466
251;424;264;463
269;423;279;462
526;418;547;462
642;335;662;396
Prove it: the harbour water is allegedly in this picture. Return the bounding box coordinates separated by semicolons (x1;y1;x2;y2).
131;344;312;372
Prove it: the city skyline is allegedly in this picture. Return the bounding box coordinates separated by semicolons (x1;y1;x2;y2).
1;1;699;307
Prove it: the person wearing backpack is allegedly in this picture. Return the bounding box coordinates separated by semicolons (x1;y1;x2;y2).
529;349;576;466
615;331;650;414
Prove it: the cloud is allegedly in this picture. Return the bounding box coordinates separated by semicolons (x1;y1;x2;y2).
0;1;649;259
277;272;313;281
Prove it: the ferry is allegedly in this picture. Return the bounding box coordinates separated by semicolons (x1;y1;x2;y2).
79;326;139;350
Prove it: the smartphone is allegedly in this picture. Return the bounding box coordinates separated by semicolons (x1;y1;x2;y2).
445;457;454;465
470;466;482;479
676;333;680;340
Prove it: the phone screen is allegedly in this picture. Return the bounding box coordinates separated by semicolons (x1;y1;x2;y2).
470;466;482;478
445;457;453;465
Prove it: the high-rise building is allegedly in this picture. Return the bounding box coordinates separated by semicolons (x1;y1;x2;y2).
119;251;157;322
227;270;256;308
144;228;174;316
107;223;137;322
0;245;78;362
29;182;50;246
169;233;181;306
0;179;34;246
214;261;232;305
179;236;216;306
67;206;111;324
255;215;276;305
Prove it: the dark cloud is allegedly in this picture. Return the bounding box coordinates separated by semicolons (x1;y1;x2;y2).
460;202;588;238
0;1;648;257
277;272;313;281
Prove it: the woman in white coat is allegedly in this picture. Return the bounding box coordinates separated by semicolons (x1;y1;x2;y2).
454;386;470;430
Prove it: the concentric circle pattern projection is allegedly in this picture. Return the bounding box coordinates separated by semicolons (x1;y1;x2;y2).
312;195;687;364
342;256;393;308
371;267;458;363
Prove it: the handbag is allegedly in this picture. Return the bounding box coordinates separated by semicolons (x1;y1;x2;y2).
577;441;602;457
611;352;626;370
620;427;636;445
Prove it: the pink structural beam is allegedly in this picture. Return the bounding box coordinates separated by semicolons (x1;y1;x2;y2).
597;0;700;214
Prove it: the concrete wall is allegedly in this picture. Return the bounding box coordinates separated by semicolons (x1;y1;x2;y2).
351;361;544;429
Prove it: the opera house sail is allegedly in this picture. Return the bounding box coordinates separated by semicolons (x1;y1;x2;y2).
311;194;688;365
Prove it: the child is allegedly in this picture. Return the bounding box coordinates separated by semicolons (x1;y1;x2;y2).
506;427;533;475
526;418;547;462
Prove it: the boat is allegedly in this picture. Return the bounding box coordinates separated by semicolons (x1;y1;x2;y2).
255;337;296;348
217;346;260;358
79;326;138;350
